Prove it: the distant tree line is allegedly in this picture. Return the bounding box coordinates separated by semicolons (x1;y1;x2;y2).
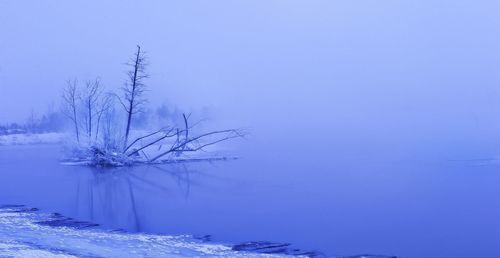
0;108;65;135
0;101;184;138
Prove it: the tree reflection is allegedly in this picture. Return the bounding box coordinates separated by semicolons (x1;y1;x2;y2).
75;164;197;232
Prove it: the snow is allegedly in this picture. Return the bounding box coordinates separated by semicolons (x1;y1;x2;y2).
0;206;290;257
0;131;237;166
0;133;66;146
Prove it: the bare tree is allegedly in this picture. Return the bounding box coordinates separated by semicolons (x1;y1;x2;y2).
81;77;104;140
119;45;148;151
62;79;80;143
62;77;110;145
61;46;245;167
94;93;113;142
101;105;121;151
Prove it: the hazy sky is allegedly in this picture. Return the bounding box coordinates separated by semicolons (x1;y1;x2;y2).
2;0;500;151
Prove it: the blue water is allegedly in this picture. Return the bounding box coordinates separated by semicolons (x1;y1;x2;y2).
0;143;499;257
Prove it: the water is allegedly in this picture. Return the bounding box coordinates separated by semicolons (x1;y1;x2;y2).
0;143;499;257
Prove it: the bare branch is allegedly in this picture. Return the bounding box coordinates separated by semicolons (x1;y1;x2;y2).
124;127;171;153
149;129;246;162
126;128;178;157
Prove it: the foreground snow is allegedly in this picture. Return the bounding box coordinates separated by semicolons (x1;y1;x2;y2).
0;206;289;258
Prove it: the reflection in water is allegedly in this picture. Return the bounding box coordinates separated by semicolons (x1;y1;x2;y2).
4;145;497;257
75;164;195;232
74;164;332;257
72;164;334;256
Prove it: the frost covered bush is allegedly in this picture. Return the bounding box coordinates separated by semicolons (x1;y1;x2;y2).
62;144;135;167
87;146;134;167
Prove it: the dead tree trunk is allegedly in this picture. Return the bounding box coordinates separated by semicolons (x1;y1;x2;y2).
121;45;148;151
124;46;140;148
87;94;92;138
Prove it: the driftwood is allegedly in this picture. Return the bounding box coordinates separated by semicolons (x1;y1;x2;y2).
123;113;245;164
61;112;244;167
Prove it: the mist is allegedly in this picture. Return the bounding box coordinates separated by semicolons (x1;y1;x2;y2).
2;1;500;155
1;1;500;257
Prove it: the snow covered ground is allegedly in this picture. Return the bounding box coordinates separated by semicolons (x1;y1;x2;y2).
0;133;65;146
0;206;291;258
0;132;235;164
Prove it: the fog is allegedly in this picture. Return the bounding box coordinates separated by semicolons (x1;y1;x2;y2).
1;1;500;257
1;0;499;133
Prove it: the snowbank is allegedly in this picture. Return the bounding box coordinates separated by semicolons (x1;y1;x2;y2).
0;206;288;258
